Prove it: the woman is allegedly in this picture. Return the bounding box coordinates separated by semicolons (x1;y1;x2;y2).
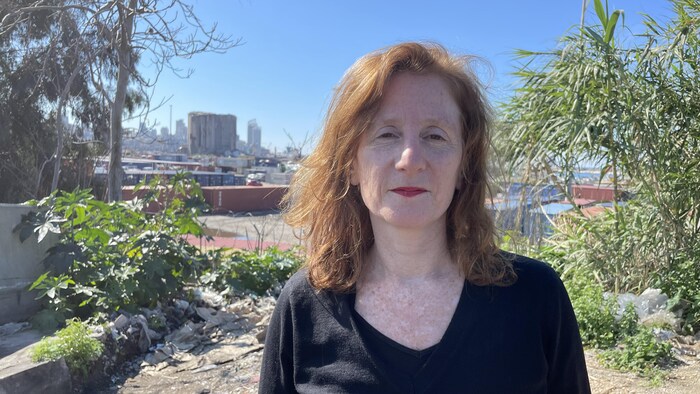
259;42;590;393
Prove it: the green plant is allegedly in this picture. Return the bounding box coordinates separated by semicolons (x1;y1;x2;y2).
617;303;639;339
600;326;673;379
653;258;700;333
532;200;700;333
496;0;700;332
564;269;619;348
31;319;104;377
558;264;648;349
200;247;303;297
17;172;213;319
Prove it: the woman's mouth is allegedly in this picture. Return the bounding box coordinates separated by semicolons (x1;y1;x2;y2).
391;187;427;197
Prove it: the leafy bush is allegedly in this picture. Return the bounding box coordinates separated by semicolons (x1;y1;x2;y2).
541;249;677;378
16;172;212;319
563;269;619;348
652;258;700;334
31;319;104;377
532;198;700;334
601;327;673;379
617;303;640;339
200;247;303;297
496;0;700;334
557;266;674;378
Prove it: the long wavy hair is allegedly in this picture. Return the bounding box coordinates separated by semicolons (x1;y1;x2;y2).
282;42;516;292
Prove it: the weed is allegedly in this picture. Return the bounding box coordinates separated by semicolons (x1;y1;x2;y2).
200;246;303;297
31;319;104;377
600;327;673;380
564;269;619;348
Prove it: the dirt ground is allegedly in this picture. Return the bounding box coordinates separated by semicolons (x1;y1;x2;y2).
586;351;700;393
198;213;303;248
103;347;700;393
102;336;264;394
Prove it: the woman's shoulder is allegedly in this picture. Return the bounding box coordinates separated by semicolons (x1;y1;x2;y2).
492;252;573;317
275;267;352;322
278;268;313;301
500;251;564;290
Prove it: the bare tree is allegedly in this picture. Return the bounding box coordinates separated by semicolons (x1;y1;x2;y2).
1;0;240;201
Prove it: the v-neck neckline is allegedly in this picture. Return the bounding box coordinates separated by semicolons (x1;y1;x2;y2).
352;308;439;358
341;280;476;392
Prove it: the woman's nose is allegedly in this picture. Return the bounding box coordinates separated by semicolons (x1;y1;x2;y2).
395;138;426;173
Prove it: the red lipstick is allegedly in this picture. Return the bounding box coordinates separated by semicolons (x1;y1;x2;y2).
391;187;427;197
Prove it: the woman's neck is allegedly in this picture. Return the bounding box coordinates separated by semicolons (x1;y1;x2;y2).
364;219;459;282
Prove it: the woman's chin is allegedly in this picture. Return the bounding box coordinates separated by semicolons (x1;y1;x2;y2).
372;210;446;231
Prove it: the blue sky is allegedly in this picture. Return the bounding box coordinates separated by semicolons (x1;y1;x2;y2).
129;0;674;153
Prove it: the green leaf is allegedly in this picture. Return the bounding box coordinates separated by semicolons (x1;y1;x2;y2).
36;221;61;243
604;10;623;44
594;0;608;27
29;272;50;291
584;27;606;46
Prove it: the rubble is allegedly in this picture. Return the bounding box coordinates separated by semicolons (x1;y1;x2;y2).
66;289;275;392
610;287;681;330
100;290;275;377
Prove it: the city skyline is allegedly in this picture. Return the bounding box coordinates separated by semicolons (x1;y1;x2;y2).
124;0;674;152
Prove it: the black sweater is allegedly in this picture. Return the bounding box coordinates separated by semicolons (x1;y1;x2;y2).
259;254;591;393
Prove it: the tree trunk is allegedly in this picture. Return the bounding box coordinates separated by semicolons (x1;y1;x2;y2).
50;109;65;193
107;0;137;202
50;59;83;193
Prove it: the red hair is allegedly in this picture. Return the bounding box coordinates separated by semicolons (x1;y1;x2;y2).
282;42;515;292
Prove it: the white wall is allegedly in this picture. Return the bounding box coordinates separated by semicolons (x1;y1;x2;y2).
0;204;59;324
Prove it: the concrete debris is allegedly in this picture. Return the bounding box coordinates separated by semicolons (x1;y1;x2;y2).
165;321;205;352
143;343;177;365
609;288;684;332
228;298;256;315
196;306;229;326
642;309;681;331
146;328;162;341
612;288;674;320
125;294;276;374
653;328;677;342
0;345;72;394
670;335;700;357
193;288;225;308
173;299;190;311
111;314;130;331
255;314;271;344
0;322;29;337
89;324;107;342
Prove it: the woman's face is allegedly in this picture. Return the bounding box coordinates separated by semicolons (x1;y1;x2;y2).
351;72;464;232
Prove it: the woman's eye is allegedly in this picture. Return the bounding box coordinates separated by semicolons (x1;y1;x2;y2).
427;134;447;141
377;132;397;139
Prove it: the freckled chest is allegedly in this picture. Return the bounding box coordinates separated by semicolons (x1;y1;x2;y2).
354;277;464;351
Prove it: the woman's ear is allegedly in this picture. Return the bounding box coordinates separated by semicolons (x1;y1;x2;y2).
455;170;463;191
350;166;359;186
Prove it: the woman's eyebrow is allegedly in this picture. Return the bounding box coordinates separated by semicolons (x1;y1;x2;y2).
371;115;458;128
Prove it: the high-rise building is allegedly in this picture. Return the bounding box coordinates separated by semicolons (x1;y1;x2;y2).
160;126;169;136
188;112;237;155
247;119;262;154
175;119;187;140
